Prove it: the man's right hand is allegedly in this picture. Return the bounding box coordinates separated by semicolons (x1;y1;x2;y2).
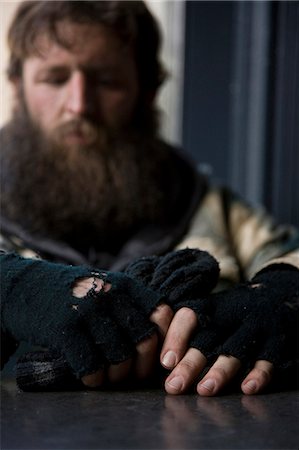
1;253;164;388
82;299;174;388
74;280;174;387
7;248;219;390
85;247;220;387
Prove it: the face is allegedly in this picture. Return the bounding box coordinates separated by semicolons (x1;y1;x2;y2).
21;22;140;148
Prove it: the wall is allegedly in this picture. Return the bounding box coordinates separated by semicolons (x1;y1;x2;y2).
182;1;234;182
182;1;298;226
146;1;185;145
0;2;20;127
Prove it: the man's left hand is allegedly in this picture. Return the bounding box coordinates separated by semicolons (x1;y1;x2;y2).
161;307;273;395
160;265;298;395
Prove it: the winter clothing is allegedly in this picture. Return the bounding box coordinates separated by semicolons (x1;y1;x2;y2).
1;139;298;390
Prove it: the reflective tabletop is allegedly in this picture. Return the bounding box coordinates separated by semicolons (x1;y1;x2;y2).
1;379;299;450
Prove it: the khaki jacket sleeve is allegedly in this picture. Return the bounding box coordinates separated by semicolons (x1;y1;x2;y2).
176;186;299;283
0;232;39;259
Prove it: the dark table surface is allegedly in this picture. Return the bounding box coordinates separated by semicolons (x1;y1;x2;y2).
1;378;299;450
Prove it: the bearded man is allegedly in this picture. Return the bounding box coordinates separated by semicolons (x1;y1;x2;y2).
1;1;299;396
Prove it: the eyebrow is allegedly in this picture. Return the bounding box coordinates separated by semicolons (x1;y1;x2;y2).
36;64;120;75
37;66;69;74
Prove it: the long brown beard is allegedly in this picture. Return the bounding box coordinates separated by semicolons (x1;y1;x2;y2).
0;104;177;253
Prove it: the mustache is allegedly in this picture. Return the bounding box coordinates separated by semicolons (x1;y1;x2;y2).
53;119;101;142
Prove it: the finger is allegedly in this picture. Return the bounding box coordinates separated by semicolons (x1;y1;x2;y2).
197;355;241;396
72;277;95;298
152;248;211;283
81;369;105;388
133;333;159;380
72;277;111;298
86;313;133;363
161;307;198;370
150;303;174;338
157;266;201;292
241;360;273;395
151;249;219;298
107;359;132;384
125;255;160;285
165;347;206;395
61;325;104;379
159;267;216;301
256;333;286;367
219;321;259;361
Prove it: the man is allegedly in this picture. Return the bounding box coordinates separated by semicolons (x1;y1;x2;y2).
1;1;298;395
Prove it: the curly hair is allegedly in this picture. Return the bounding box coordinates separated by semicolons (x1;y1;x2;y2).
7;1;166;94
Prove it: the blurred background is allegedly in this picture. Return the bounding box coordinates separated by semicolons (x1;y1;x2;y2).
1;1;298;226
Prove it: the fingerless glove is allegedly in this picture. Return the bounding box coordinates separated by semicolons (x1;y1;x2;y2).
11;248;220;390
125;248;220;309
1;253;161;379
189;264;299;369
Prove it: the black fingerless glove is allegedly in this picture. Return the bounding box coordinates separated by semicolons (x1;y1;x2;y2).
1;253;161;381
125;248;220;313
189;264;299;369
11;248;219;390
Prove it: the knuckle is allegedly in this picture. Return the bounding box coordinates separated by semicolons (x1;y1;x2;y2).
213;366;228;380
150;304;173;337
179;354;200;373
180;360;195;372
176;307;198;327
255;367;272;384
150;303;173;321
210;355;241;383
210;365;232;383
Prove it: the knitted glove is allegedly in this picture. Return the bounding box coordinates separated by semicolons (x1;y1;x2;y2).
1;253;162;378
13;248;220;390
125;248;220;318
188;265;299;369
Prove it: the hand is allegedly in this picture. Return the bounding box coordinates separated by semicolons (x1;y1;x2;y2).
1;253;164;388
82;272;175;386
161;265;299;395
125;248;219;308
12;248;219;391
73;277;163;387
85;248;220;387
15;281;174;391
91;302;174;388
160;308;273;396
161;310;274;396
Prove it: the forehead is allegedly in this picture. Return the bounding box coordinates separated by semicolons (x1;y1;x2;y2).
27;21;133;67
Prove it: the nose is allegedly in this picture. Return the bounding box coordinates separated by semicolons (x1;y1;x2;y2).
65;71;91;117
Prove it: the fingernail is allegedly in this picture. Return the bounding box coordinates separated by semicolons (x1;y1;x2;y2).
199;379;215;392
167;375;184;391
162;351;177;368
243;380;257;393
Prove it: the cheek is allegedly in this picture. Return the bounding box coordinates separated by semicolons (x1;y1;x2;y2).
99;87;138;127
23;84;63;130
